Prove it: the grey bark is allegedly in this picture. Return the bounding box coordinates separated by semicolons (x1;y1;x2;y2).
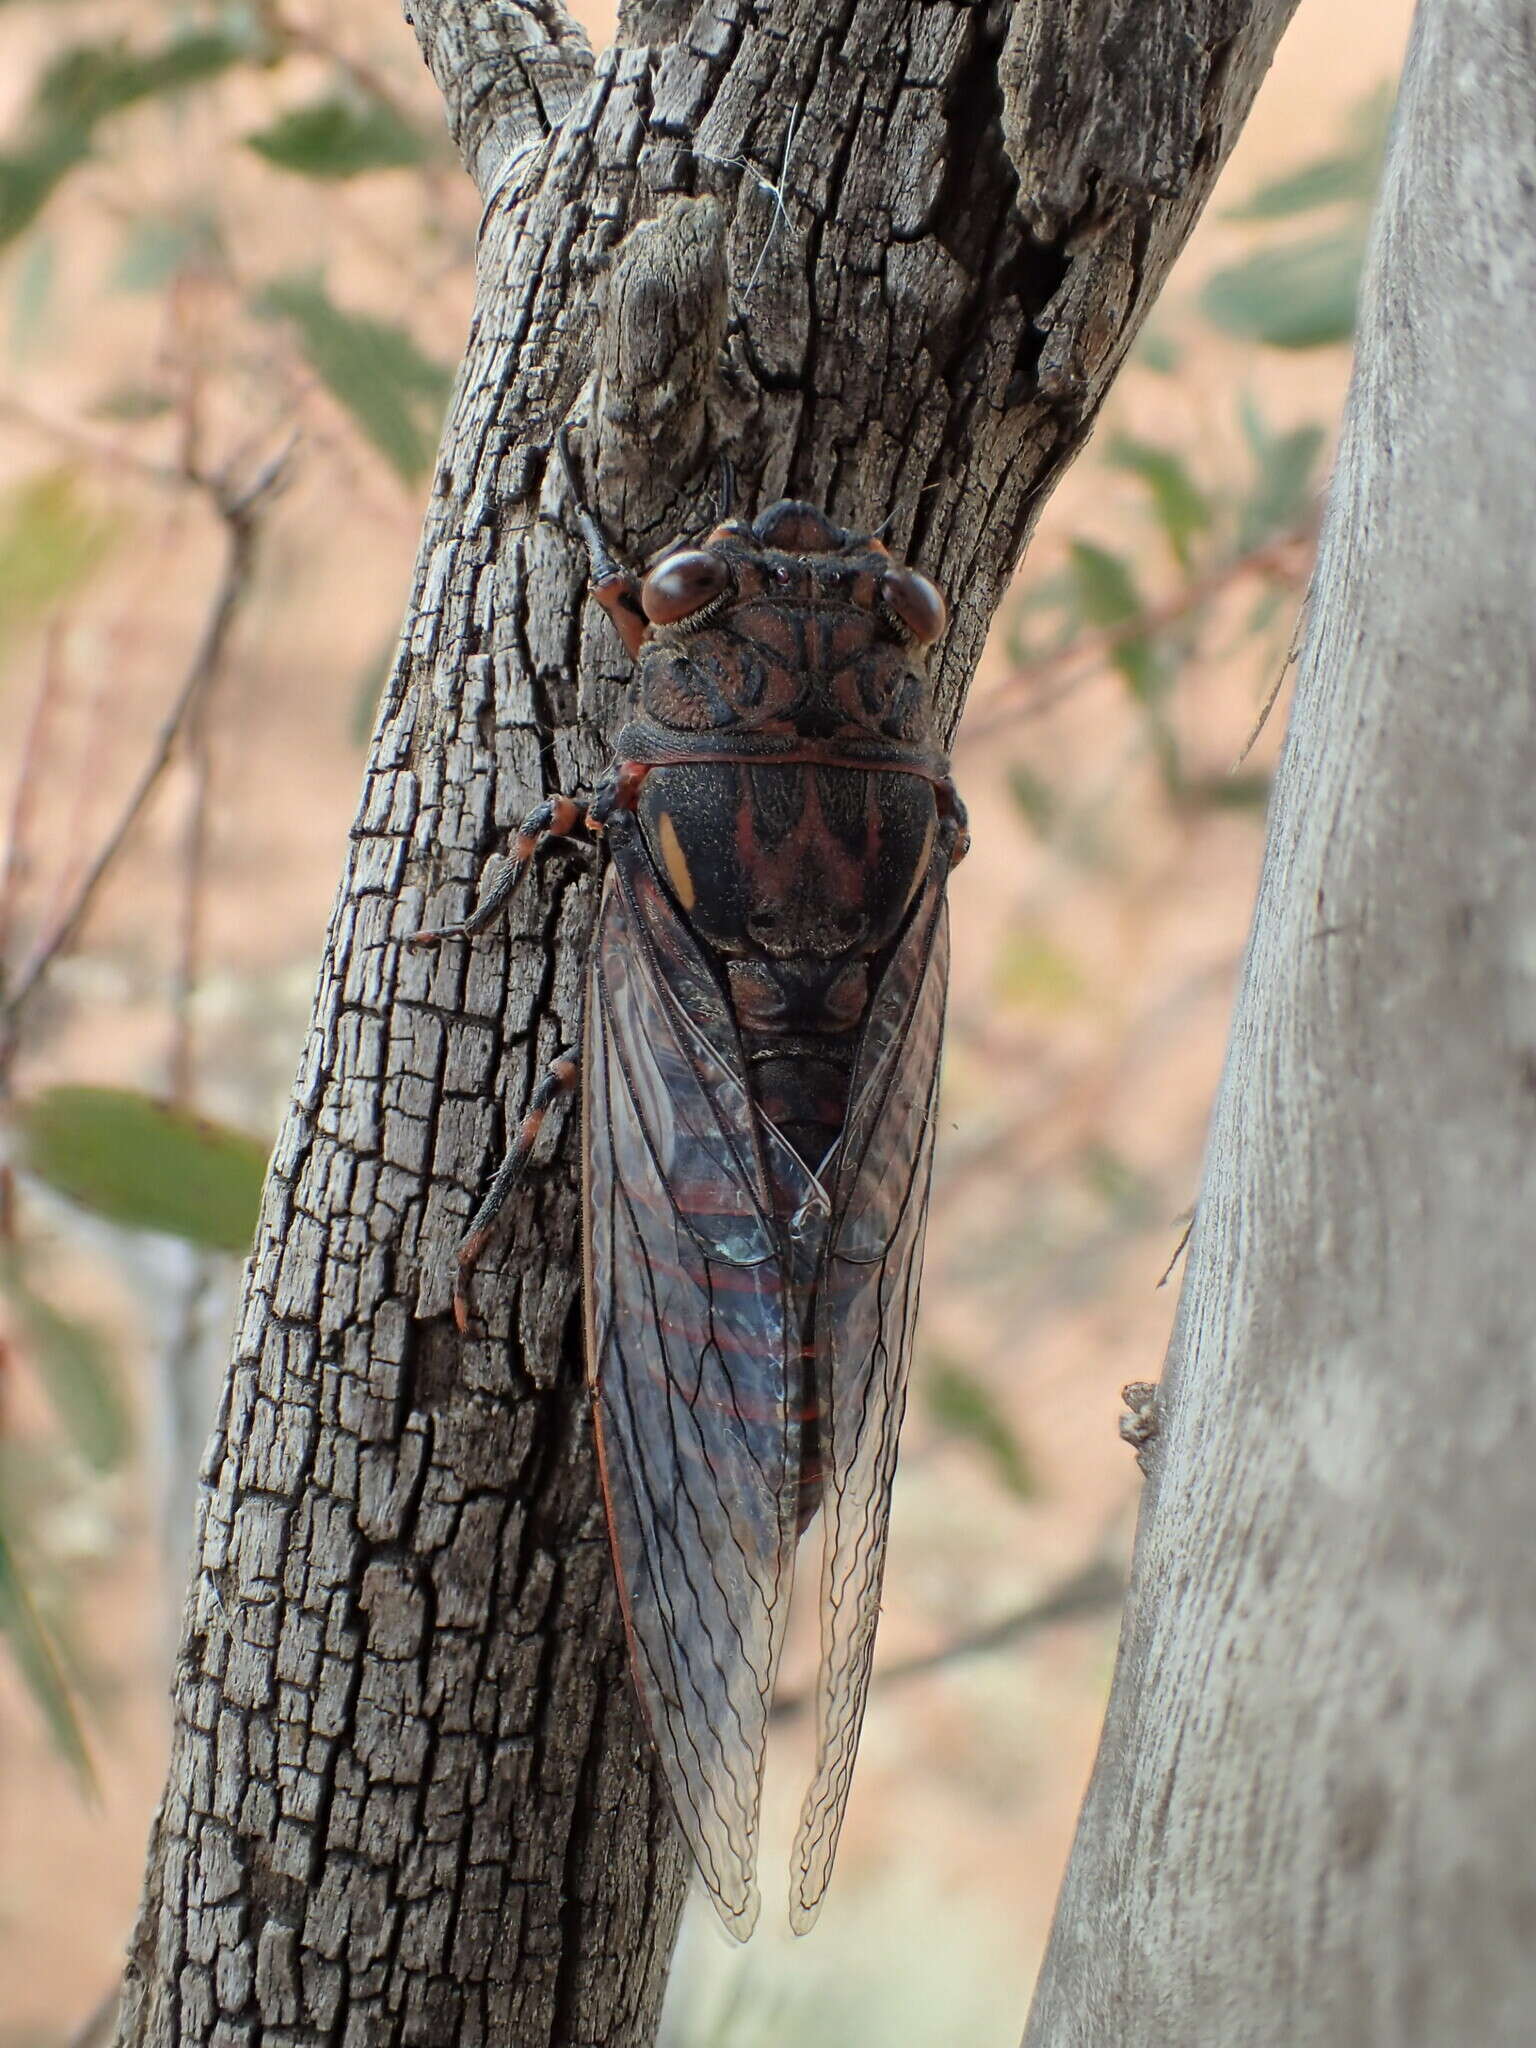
1024;2;1536;2043
117;4;1299;2044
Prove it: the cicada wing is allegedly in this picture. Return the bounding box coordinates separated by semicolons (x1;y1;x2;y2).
789;860;951;1933
584;837;819;1941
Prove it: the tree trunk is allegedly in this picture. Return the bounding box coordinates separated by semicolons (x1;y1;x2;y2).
1024;2;1536;2042
116;4;1299;2043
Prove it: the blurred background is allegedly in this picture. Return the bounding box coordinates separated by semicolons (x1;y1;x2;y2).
0;1;1411;2041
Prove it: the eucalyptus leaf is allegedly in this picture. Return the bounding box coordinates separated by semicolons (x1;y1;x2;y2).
0;1506;94;1786
1067;541;1167;702
1201;230;1365;350
924;1356;1036;1499
1227;84;1392;220
258;274;452;483
1079;1142;1158;1228
1238;401;1326;549
0;468;118;641
0;31;252;248
1226;154;1374;221
113;211;222;293
247;96;430;180
9;232;56;357
1107;436;1211;571
17;1085;268;1254
993;927;1086;1013
2;1261;127;1472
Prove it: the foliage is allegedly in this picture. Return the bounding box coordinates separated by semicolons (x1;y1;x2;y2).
258;274;453;481
17;1086;269;1253
247;95;432;179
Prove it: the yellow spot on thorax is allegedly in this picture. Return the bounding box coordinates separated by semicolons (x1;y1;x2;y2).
657;811;696;910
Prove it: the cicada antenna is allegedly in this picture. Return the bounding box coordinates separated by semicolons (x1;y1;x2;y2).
555;424;628;588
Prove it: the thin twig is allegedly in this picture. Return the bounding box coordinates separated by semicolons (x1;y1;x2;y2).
770;1546;1127;1722
0;393;184;492
3;447;289;1034
168;687;212;1109
960;521;1317;745
0;622;65;976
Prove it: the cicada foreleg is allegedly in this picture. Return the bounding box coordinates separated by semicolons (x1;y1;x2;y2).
452;1038;583;1333
408;793;592;947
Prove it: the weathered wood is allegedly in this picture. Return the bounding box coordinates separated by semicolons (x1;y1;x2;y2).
117;3;1299;2043
1024;1;1536;2041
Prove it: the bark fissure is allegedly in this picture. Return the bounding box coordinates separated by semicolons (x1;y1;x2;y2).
119;4;1299;2042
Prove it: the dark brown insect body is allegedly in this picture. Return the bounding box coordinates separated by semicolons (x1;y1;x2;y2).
412;443;967;1938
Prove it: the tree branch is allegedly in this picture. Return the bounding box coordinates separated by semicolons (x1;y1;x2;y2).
1;450;285;1044
771;1548;1126;1722
405;0;594;197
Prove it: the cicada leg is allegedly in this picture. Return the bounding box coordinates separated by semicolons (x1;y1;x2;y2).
452;1039;583;1332
408;793;590;947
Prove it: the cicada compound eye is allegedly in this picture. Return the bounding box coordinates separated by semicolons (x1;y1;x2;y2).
880;566;948;646
640;550;731;627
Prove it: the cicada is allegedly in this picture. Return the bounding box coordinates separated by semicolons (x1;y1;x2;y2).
411;434;967;1939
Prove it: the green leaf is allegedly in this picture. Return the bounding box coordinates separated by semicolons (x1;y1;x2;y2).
1183;769;1273;812
0;1505;94;1786
1238;398;1326;549
113;211;222;293
247;96;430;180
9;231;56;357
1006;763;1057;839
1067;540;1167;701
1080;1143;1158;1228
924;1355;1035;1499
993;927;1086;1013
1227;84;1392;221
1201;230;1365;350
0;130;89;249
258;274;453;482
0;32;252;249
1067;539;1140;627
1227;152;1378;221
34;32;250;128
1131;324;1181;375
1107;435;1211;571
89;381;175;422
1;1262;126;1472
17;1086;269;1254
0;468;118;640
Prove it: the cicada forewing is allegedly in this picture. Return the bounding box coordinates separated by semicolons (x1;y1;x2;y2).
790;857;951;1932
582;823;826;1940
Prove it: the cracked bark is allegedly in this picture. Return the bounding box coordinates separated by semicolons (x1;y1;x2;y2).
1024;1;1536;2041
118;3;1298;2043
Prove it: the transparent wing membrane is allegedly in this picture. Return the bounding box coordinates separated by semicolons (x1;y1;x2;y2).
585;844;822;1938
584;826;950;1939
791;867;951;1931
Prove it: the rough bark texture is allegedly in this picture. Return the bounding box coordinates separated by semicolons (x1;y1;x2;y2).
1024;2;1536;2042
118;4;1298;2044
